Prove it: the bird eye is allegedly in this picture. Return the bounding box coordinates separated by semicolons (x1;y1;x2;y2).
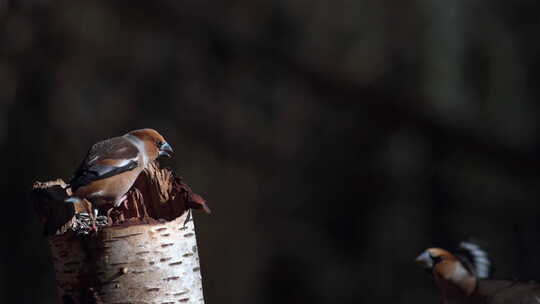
156;141;163;147
431;254;443;265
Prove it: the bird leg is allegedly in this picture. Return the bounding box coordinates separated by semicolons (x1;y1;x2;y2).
89;209;98;233
115;195;128;208
105;195;129;224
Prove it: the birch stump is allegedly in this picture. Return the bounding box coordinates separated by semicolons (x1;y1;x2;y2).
32;161;210;304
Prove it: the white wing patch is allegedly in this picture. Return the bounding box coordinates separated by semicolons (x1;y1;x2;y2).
459;242;491;279
114;157;138;167
89;190;104;197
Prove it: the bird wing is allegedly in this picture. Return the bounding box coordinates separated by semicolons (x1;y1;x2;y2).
69;136;140;191
456;242;491;279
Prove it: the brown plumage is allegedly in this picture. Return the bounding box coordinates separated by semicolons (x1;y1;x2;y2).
67;128;173;208
416;244;540;304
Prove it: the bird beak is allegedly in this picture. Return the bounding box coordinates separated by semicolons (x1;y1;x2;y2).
415;251;433;270
159;142;173;158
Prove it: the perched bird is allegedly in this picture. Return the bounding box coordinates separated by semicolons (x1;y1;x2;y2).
416;242;540;304
66;128;173;209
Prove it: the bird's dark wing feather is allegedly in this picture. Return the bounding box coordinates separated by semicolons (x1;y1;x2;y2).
69;136;139;191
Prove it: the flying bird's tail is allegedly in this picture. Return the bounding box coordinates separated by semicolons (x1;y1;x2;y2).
458;241;491;279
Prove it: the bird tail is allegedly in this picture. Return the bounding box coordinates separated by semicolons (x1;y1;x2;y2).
459;241;491;279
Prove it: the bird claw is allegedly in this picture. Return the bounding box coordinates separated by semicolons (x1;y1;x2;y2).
88;224;98;235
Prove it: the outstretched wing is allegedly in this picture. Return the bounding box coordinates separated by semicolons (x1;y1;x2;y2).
69;136;140;191
456;241;491;279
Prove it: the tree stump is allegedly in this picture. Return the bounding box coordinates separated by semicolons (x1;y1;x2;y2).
32;161;210;304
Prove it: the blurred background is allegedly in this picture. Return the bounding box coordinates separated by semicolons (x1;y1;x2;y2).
2;0;540;303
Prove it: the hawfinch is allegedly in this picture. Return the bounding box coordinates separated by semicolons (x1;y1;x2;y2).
66;128;173;208
416;242;540;304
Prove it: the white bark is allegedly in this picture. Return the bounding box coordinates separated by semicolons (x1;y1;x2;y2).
49;211;204;304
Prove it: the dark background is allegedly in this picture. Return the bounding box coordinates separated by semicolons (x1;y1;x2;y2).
2;1;540;303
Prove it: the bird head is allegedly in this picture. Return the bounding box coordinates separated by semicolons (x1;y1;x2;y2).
127;128;173;160
416;248;453;273
416;247;477;295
